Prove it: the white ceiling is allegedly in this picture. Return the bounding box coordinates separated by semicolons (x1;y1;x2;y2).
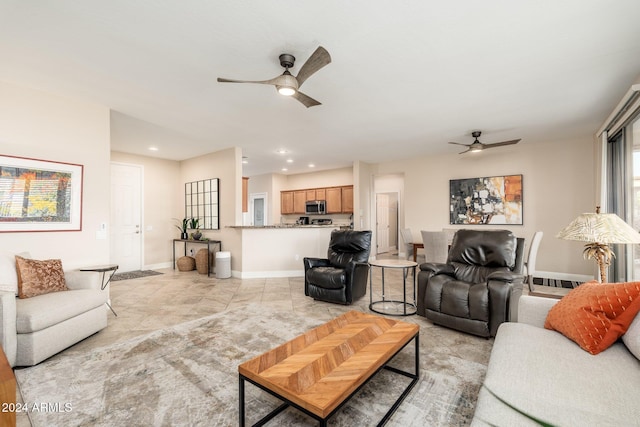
2;1;640;176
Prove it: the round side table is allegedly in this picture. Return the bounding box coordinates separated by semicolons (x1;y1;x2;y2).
369;259;418;316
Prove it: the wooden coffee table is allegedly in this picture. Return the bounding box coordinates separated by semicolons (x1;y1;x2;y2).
239;310;420;426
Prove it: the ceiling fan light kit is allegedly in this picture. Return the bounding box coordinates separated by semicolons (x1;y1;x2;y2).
448;131;521;154
217;46;331;107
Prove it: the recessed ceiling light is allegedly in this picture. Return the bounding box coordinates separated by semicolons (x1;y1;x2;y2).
281;167;288;172
286;159;293;163
276;149;289;155
308;163;315;168
148;146;159;151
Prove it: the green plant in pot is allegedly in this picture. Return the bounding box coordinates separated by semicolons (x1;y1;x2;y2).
189;218;202;240
174;218;189;240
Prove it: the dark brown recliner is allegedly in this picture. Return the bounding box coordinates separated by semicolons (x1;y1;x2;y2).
303;230;372;305
417;229;524;337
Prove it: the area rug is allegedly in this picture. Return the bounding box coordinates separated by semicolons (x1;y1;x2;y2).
111;270;163;281
15;305;491;426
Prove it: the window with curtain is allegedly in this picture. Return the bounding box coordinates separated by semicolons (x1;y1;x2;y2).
602;86;640;281
631;117;640;280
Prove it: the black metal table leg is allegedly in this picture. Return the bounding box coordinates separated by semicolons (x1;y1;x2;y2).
239;376;245;427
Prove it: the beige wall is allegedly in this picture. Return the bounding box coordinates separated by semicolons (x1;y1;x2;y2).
109;147;243;271
179;147;243;271
372;137;595;276
284;167;353;190
354;161;374;231
109;152;181;268
0;81;111;269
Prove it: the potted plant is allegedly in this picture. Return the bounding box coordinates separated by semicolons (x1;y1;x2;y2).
189;217;202;240
174;218;189;240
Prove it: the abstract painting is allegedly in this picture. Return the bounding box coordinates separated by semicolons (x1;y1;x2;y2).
0;155;83;232
449;175;522;225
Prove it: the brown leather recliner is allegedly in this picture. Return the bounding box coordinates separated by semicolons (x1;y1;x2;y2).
303;230;372;305
417;229;524;337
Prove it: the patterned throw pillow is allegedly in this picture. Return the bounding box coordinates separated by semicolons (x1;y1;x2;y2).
622;312;640;360
15;255;69;299
544;281;640;355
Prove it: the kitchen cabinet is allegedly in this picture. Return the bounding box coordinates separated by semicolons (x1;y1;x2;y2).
281;190;307;214
293;190;306;214
242;177;249;213
281;185;352;214
326;186;354;214
325;187;342;213
341;186;353;213
306;188;326;201
281;191;294;214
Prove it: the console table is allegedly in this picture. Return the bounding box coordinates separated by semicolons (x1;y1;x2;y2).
172;239;222;277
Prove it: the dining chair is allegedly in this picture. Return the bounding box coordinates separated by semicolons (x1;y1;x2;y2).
400;228;422;261
420;230;448;263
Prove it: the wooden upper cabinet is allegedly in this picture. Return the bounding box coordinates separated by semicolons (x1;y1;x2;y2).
281;185;353;214
281;191;294;214
325;187;342;213
242;177;249;213
306;188;326;201
341;186;354;213
293;190;306;214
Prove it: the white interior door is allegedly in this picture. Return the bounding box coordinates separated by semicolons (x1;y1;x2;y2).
110;163;142;272
250;192;268;226
376;193;390;254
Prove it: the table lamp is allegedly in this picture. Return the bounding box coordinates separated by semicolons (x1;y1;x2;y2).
556;206;640;283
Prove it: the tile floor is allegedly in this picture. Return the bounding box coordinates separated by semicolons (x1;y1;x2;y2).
17;253;422;426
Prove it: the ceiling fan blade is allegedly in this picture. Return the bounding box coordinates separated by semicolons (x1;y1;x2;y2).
295;46;331;88
459;148;472;154
483;139;521;149
217;77;279;85
448;141;470;147
291;91;321;108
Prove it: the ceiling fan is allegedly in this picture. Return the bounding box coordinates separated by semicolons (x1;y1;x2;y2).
217;46;331;108
448;131;521;154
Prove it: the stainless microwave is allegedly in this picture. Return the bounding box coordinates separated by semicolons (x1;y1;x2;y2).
305;200;326;215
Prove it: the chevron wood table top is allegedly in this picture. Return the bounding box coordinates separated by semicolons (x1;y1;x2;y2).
238;310;419;419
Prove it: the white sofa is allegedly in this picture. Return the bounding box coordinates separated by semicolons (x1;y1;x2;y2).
0;253;108;367
472;295;640;426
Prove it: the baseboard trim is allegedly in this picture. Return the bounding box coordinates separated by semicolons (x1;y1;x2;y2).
144;262;172;270
535;270;594;283
235;270;304;279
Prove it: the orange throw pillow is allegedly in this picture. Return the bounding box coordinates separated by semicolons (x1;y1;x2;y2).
544;281;640;355
15;255;68;299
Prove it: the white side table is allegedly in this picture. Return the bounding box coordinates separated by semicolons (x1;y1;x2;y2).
369;259;418;316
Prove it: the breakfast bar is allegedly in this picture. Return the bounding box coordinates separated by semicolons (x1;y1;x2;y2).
228;225;344;278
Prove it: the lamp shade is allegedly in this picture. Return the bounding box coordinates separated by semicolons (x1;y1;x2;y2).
556;212;640;244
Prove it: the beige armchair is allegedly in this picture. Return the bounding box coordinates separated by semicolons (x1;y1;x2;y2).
0;252;108;367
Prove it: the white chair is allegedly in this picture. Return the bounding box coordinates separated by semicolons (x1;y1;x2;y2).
400;228;423;262
421;230;449;264
525;231;543;290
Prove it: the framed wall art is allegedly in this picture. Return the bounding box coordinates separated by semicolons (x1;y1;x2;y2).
449;174;522;225
0;155;83;232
